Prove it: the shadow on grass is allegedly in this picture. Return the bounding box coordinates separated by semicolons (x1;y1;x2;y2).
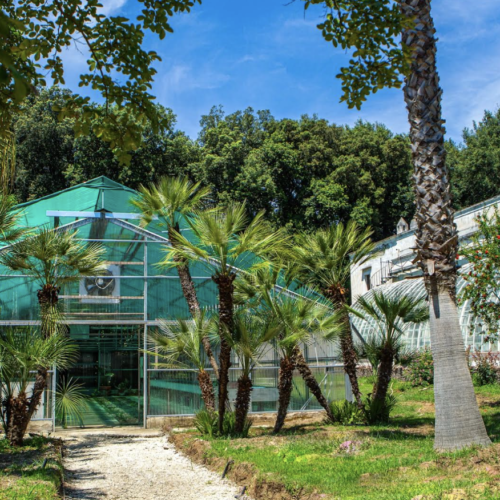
365;428;431;442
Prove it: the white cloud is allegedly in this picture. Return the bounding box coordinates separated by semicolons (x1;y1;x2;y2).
160;63;230;99
99;0;127;16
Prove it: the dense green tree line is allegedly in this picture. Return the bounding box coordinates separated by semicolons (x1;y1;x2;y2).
11;87;500;239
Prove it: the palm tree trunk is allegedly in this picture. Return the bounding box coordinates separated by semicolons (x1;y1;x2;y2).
169;226;220;379
197;369;215;412
37;284;60;339
293;346;334;422
6;367;48;446
213;273;236;434
401;0;491;450
273;354;296;434
372;345;394;405
234;374;252;434
324;287;364;410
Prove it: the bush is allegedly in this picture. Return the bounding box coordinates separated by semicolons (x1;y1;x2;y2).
194;409;252;438
403;348;434;386
222;411;252;438
364;394;398;424
326;400;363;425
194;409;218;438
469;350;499;386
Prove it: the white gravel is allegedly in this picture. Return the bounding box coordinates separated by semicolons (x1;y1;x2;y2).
63;434;246;500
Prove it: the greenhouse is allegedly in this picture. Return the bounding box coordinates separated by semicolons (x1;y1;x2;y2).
350;264;498;353
0;177;347;430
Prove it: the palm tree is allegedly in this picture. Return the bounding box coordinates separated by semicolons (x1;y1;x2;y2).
293;221;375;410
131;176;220;378
269;294;340;433
148;312;216;412
400;0;491;449
222;311;279;434
347;291;428;407
0;328;78;446
235;264;341;427
0;227;106;337
160;202;289;433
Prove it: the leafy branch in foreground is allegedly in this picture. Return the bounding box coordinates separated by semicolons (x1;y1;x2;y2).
0;0;201;160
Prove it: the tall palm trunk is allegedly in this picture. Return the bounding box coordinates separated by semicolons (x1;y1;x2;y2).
169;226;219;379
273;354;296;434
213;273;236;434
372;345;394;405
234;374;252;434
6;367;48;446
401;0;490;450
324;287;363;410
293;346;334;422
197;369;215;412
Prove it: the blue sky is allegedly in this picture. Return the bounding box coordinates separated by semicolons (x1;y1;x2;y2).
62;0;500;143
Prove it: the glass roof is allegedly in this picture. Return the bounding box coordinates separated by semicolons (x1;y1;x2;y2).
350;263;497;352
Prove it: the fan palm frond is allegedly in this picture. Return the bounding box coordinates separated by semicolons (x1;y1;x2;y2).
131;175;211;229
148;311;216;371
293;221;375;296
0;227;106;288
158;202;291;275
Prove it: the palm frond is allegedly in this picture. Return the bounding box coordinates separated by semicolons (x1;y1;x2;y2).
0;227;106;288
131;175;211;229
148;311;216;371
293;221;375;294
349;291;428;348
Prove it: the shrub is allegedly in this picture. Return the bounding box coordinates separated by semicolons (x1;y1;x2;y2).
403;348;434;386
194;409;218;438
194;409;252;438
222;411;252;438
469;350;499;386
326;400;363;425
364;394;397;424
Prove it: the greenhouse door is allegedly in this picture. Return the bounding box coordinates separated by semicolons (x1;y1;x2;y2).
60;326;143;427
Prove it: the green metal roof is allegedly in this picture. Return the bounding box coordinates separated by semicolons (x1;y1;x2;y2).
16;176;140;230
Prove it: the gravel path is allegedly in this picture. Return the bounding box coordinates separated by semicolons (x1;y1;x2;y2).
63;434;245;500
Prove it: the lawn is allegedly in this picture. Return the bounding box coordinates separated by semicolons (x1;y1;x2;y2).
0;435;63;500
171;378;500;500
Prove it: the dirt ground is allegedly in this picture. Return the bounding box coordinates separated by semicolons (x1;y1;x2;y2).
63;433;249;500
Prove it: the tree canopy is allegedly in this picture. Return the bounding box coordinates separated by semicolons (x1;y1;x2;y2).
10;86;500;240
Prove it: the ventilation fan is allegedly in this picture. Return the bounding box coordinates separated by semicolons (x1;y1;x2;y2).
84;269;116;297
79;264;120;303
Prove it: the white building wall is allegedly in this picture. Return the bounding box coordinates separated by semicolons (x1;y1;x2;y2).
350;194;500;301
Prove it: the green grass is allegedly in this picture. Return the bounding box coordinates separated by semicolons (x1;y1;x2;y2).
0;436;63;500
177;378;500;500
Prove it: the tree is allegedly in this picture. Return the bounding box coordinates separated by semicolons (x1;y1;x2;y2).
268;293;338;433
159;202;289;433
0;227;105;336
235;264;340;424
459;209;500;342
0;328;78;446
293;221;375;410
1;0;201;157
131;175;219;377
223;312;279;434
11;87;200;202
348;291;428;410
194;107;414;238
448;109;500;210
149;312;216;412
304;0;491;450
